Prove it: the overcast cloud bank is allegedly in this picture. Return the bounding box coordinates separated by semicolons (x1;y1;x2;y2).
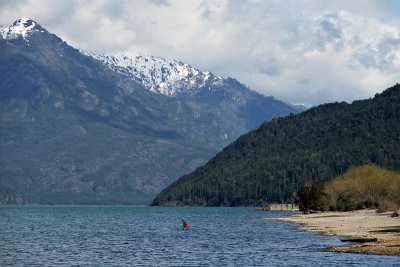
1;0;399;105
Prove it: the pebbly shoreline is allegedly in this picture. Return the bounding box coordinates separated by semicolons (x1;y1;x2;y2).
270;209;400;256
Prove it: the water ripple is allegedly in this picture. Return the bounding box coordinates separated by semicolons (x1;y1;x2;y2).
0;206;397;266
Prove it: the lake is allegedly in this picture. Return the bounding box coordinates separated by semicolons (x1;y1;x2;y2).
0;206;397;266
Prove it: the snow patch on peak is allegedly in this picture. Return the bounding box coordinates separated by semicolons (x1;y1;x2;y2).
82;51;224;96
2;18;38;40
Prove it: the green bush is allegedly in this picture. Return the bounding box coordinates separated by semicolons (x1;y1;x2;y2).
326;164;400;211
297;181;329;211
297;165;400;212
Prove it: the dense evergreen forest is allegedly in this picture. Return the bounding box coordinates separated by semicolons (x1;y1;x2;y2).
152;84;400;206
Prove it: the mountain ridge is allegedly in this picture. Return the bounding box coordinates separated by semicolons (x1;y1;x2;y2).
0;18;304;204
1;18;217;204
82;51;224;97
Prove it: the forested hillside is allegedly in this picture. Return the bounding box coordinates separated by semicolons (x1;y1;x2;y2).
152;85;400;206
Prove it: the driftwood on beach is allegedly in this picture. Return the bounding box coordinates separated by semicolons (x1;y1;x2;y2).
340;237;378;243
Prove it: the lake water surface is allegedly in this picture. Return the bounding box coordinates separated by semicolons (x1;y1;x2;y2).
0;206;397;266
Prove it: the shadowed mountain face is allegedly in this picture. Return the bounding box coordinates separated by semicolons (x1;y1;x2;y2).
152;85;400;207
0;19;302;204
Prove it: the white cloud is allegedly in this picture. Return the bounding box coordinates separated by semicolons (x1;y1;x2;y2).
1;0;399;106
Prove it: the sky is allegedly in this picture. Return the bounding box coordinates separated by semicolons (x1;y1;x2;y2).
1;0;400;106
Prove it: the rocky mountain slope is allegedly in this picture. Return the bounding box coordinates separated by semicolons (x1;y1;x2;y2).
84;51;306;140
82;51;224;96
0;18;303;204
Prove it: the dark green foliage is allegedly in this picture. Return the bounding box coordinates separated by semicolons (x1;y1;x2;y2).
296;181;328;211
335;191;364;211
152;85;400;206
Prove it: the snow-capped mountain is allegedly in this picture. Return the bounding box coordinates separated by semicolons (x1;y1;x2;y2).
82;51;224;96
1;18;305;205
1;17;44;41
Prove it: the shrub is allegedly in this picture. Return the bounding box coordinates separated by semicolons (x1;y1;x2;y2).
326;164;400;211
298;164;400;212
296;181;329;211
377;199;399;213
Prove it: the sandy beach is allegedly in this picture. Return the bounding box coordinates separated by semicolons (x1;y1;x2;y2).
271;209;400;256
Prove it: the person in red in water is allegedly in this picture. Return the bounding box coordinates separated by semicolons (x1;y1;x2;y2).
182;219;189;230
